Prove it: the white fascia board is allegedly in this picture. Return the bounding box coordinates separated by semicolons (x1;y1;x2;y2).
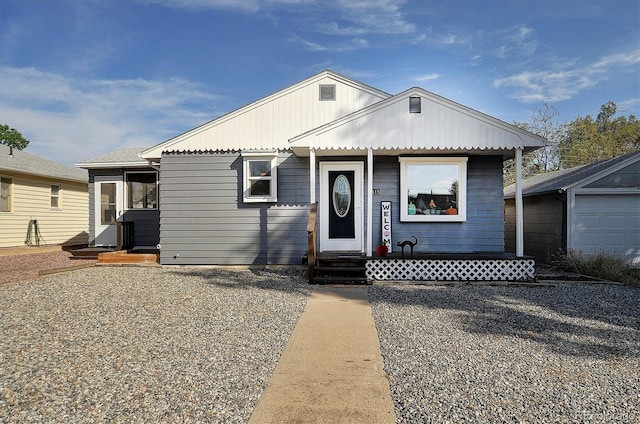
76;161;150;169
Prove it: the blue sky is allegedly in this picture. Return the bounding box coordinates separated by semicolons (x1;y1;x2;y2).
1;0;638;167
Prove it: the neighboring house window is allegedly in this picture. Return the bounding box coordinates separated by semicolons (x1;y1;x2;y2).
0;177;11;212
399;157;467;222
126;172;158;209
50;184;61;209
319;84;336;101
243;153;278;203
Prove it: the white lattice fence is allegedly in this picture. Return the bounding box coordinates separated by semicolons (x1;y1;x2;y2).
366;258;535;282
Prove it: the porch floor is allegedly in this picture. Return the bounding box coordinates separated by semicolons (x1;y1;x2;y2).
70;247;160;265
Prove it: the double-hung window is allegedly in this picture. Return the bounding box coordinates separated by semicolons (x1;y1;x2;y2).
125;172;158;209
50;184;61;209
399;157;467;222
243;153;278;203
0;177;11;212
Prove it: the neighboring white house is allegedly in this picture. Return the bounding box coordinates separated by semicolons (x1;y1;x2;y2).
0;144;89;248
505;152;640;267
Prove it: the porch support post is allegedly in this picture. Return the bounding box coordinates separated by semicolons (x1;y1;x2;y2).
366;148;373;257
309;148;316;204
515;147;524;257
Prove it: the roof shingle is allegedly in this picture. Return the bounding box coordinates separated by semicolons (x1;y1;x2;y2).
0;144;87;183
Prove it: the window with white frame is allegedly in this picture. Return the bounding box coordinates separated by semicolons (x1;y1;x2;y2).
399;157;467;222
0;176;12;212
243;153;278;203
50;184;61;208
125;171;158;209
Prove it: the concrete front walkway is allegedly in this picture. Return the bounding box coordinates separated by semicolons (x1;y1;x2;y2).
249;286;396;424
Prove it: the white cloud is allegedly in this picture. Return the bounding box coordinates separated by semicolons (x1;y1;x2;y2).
291;34;369;52
494;24;538;59
320;0;415;36
493;49;640;103
411;28;471;48
143;0;414;37
139;0;311;12
0;67;218;166
415;73;440;82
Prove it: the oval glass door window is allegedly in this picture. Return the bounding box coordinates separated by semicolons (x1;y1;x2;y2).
332;174;351;217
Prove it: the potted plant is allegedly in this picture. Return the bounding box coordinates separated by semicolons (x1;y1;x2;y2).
376;241;389;257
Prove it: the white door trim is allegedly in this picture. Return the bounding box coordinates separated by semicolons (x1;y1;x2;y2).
319;161;364;252
94;176;123;247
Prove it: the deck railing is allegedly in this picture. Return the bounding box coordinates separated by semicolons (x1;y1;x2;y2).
307;202;318;283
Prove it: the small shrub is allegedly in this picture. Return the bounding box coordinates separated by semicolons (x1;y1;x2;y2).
554;249;639;286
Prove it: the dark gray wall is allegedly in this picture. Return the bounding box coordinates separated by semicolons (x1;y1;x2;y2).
371;155;506;253
504;193;564;263
159;152;507;265
159;152;310;265
88;169;160;247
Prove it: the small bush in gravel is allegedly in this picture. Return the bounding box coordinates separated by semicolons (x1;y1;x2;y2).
555;249;639;286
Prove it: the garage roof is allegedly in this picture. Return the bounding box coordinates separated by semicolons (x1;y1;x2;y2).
504;151;640;198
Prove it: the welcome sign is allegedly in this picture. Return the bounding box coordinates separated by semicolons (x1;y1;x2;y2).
381;201;392;253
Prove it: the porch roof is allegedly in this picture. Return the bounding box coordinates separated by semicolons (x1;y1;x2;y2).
289;87;546;159
76;146;151;169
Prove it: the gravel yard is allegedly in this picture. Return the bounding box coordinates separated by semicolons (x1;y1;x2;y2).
2;260;639;424
370;283;640;423
0;266;310;423
0;248;94;285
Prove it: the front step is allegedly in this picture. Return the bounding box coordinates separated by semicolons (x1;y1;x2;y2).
311;255;369;285
97;250;160;265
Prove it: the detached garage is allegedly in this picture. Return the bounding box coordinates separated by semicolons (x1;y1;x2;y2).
504;152;640;267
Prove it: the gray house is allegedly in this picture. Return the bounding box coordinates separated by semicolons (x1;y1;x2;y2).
79;70;545;280
504;152;640;267
76;146;159;249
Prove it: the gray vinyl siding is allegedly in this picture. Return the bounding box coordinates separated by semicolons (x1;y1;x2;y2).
88;169;160;247
159;151;310;265
371;155;505;253
504;193;564;263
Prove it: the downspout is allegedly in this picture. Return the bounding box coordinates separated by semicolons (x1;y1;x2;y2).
366;148;373;257
554;190;568;253
515;148;524;257
144;159;161;172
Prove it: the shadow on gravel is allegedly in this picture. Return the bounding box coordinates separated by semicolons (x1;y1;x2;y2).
165;267;312;296
369;284;640;359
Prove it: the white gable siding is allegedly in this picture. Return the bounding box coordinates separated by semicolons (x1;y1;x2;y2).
142;73;388;157
291;89;545;154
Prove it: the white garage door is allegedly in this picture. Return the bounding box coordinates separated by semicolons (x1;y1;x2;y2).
573;194;640;266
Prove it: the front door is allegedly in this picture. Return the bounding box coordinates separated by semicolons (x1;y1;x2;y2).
320;162;363;252
94;177;123;247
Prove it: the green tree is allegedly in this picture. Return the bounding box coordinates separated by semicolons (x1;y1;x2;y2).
0;124;30;150
559;102;640;168
504;103;564;186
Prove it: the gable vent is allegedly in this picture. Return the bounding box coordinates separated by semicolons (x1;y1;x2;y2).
409;96;421;113
320;84;336;101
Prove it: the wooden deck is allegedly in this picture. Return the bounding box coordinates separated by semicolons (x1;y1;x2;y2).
70;247;159;265
97;249;160;265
